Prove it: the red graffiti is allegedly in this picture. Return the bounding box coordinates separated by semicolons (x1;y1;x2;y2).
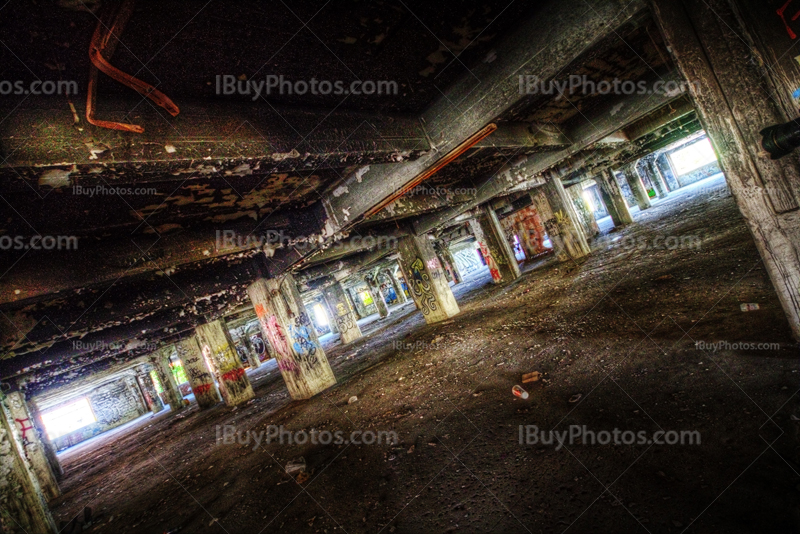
261;314;290;356
277;358;300;375
479;242;503;281
194;383;213;395
778;0;800;39
14;418;33;440
221;368;246;382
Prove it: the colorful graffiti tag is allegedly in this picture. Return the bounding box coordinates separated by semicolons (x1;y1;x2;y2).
408;258;438;315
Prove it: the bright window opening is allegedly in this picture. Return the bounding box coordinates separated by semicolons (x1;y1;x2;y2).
40;398;96;440
360;291;374;305
669;138;717;175
313;303;329;326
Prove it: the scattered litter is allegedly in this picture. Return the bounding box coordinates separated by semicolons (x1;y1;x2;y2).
285;457;306;475
522;371;541;383
568;394;582;403
348;395;358;404
512;385;529;399
740;303;760;312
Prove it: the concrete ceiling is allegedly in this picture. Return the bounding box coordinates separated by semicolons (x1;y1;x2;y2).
0;0;701;394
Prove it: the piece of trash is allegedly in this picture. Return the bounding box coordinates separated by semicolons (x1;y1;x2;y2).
740;303;760;312
512;385;529;399
285;457;306;475
296;471;310;484
348;395;358;404
569;394;582;403
522;371;541;383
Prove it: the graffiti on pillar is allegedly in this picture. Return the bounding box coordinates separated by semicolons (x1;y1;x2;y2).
185;358;214;387
235;344;249;363
778;0;800;39
194;383;213;396
289;313;320;369
220;367;249;398
335;301;357;334
250;334;266;359
256;306;291;357
277;358;300;374
14;418;33;442
478;242;502;281
408;258;438;315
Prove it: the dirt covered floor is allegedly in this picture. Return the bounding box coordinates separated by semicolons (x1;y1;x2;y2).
50;175;799;533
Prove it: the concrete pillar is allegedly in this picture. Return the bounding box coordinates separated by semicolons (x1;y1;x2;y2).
596;169;634;226
195;320;255;406
387;265;408;303
645;155;669;199
438;246;463;284
148;346;184;411
233;326;261;370
622;162;652;210
365;275;389;318
176;336;222;409
656;152;680;190
565;183;600;239
134;365;164;414
652;0;800;339
345;287;367;318
397;234;460;323
541;173;591;262
5;392;60;501
468;207;521;284
322;281;363;343
249;275;337;399
0;391;58;534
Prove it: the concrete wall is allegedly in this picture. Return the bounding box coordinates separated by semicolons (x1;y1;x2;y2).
675;161;722;187
48;376;148;451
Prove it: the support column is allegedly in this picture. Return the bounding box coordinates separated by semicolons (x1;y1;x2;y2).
149;346;183;411
439;246;463;284
0;391;58;534
249;275;337;399
397;234;460;323
652;0;800;339
195;320;255;406
346;287;367;318
644;154;669;199
622;162;652;210
565;183;600;239
468;207;521;284
322;281;363;343
365;275;390;319
541;173;591;262
235;326;261;370
596;169;634;226
388;268;408;304
385;267;408;304
5;392;60;501
176;337;222;409
135;365;164;414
